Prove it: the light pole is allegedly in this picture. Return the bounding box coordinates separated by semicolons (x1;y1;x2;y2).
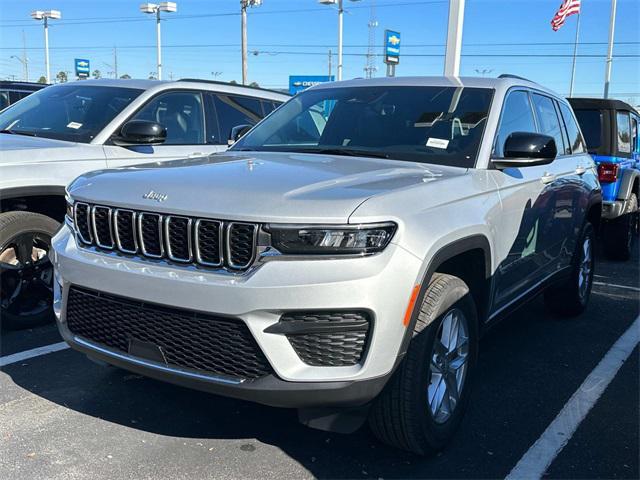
444;0;465;76
318;0;362;81
240;0;262;85
31;10;61;84
10;55;29;82
140;2;177;81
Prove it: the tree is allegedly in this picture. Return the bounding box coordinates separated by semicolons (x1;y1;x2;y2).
119;74;131;79
55;71;68;83
148;72;157;80
37;76;47;84
92;69;102;79
229;80;237;85
249;81;259;88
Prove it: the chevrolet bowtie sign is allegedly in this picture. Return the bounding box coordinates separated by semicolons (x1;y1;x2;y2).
75;58;90;78
288;75;335;95
384;30;401;65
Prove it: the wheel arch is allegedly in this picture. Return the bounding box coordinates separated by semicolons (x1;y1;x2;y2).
396;235;492;359
0;186;67;223
617;168;640;201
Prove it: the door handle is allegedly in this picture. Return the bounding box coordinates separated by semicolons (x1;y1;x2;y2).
575;166;587;175
541;173;556;184
188;152;205;158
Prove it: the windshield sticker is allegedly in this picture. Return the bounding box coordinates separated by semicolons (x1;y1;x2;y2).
426;138;449;149
67;122;83;129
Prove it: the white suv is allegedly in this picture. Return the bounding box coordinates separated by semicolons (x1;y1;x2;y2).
51;76;601;454
0;79;287;328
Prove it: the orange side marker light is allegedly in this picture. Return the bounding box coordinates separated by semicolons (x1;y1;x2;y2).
403;284;421;327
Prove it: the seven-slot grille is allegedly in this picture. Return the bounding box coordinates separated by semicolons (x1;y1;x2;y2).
73;202;258;271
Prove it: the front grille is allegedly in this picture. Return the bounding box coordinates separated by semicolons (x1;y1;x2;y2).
66;286;272;380
281;311;371;367
72;202;258;272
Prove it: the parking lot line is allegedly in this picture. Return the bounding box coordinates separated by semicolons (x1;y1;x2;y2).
593;281;640;293
506;316;640;480
0;342;69;368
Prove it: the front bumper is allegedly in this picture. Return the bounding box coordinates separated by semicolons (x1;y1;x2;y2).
51;226;421;408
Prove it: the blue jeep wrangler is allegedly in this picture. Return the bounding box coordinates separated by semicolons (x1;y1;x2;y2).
569;98;640;260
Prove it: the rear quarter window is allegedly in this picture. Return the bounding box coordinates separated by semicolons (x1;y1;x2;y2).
573;109;603;152
616;111;631;153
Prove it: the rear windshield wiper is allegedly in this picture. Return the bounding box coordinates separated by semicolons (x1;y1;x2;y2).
0;129;37;137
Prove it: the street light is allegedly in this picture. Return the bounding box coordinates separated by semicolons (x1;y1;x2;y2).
240;0;262;85
31;10;61;84
139;2;177;81
318;0;361;81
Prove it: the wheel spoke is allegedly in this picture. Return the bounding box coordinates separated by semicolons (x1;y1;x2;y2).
429;375;447;418
14;233;35;266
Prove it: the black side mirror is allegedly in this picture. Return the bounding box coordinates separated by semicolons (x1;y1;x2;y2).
493;132;557;169
114;120;167;146
228;124;253;146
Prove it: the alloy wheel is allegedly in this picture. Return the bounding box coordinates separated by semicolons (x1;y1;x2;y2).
427;307;470;424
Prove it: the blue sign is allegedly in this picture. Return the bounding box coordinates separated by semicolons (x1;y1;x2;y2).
289;75;335;95
384;30;401;65
75;58;90;78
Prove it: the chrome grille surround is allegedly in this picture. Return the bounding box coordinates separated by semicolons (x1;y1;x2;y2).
91;206;115;250
164;216;193;263
194;219;224;267
138;212;164;259
71;203;258;273
114;209;138;254
73;202;92;244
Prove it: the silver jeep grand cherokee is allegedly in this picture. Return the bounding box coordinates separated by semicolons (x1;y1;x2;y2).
51;76;601;454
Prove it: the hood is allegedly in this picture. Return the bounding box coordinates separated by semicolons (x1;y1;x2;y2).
0;133;103;165
68;151;466;223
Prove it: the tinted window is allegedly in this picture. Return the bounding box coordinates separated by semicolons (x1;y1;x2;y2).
632;115;639;153
616;111;631;153
531;93;565;155
234;86;494;168
214;94;263;142
495;90;537;157
261;100;276;116
133;91;205;145
0;92;9;110
558;102;586;154
0;85;142;143
573;109;602;151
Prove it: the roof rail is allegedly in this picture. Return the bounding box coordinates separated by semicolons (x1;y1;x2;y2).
177;78;289;96
498;74;534;83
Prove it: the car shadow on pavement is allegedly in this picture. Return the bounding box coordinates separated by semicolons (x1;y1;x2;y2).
4;251;639;479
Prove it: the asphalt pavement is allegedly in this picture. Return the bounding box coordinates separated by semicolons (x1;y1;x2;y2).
1;248;638;479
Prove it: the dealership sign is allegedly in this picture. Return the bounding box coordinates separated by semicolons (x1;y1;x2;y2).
75;58;90;78
384;30;401;65
289;75;335;95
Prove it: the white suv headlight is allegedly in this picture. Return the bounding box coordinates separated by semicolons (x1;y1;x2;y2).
266;223;396;255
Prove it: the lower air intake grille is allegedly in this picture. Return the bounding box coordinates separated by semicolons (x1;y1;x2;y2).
66;286;272;380
281;311;371;367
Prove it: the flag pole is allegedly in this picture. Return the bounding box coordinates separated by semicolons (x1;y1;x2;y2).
569;11;580;97
604;0;617;98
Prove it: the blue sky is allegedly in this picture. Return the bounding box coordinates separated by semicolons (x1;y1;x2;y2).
0;0;638;103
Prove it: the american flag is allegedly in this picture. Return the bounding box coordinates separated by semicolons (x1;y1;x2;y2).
551;0;581;31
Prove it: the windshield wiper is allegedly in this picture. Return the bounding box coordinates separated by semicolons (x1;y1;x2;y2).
290;147;391;159
0;129;37;137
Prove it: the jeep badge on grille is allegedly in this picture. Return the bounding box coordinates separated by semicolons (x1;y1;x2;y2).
142;190;168;202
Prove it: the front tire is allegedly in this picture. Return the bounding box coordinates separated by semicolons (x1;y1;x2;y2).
0;211;60;330
368;274;479;455
544;222;595;317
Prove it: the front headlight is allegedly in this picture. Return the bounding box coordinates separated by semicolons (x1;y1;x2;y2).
65;195;74;227
267;222;396;255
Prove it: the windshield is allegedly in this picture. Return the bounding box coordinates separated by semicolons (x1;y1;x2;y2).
0;84;143;143
232;85;493;168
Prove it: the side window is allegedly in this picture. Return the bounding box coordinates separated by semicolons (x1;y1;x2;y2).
494;90;537;157
214;94;263;142
573;109;602;151
261;100;276;116
531;93;565;155
132;91;205;145
0;91;9;110
631;115;639;154
616;111;631;154
558;102;586;154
